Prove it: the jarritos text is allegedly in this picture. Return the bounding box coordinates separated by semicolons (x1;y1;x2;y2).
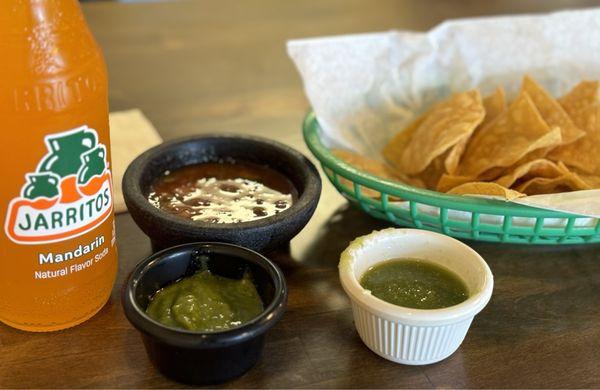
4;126;114;244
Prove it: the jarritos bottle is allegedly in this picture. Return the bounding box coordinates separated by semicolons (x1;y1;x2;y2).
0;0;118;331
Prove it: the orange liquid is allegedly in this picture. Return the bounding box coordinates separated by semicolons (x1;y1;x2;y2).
0;0;118;331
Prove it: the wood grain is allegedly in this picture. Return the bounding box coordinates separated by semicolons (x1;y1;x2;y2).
2;0;600;388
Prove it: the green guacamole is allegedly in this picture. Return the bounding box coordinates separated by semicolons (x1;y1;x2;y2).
146;270;263;332
360;259;469;310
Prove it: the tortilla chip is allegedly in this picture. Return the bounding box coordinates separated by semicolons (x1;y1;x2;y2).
443;87;507;175
548;104;600;175
494;159;564;188
515;175;591;195
513;161;591;195
444;137;468;175
380;79;600;198
576;171;600;188
558;80;599;121
458;91;562;177
447;182;525;200
441;159;588;195
392;90;484;175
332;149;424;198
437;174;474;192
521;75;584;145
568;164;600;188
417;155;446;190
333;150;397;179
504;134;565;175
383;114;426;171
482;86;507;127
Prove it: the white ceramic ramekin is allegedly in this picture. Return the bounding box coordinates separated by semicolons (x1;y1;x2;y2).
339;228;493;365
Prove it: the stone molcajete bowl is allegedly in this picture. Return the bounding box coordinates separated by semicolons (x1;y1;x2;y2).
122;134;322;253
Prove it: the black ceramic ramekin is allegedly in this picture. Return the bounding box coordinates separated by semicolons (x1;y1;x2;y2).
122;134;321;253
122;242;287;385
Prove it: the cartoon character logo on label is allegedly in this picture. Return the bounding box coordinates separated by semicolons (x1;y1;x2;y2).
4;126;113;244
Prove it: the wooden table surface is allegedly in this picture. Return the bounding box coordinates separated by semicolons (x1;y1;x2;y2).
3;0;600;388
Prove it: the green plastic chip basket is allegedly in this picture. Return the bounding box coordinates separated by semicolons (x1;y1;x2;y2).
303;111;600;245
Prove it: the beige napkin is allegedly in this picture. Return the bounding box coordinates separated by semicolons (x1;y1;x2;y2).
109;109;162;213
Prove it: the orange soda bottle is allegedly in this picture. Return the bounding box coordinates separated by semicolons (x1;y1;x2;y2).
0;0;118;331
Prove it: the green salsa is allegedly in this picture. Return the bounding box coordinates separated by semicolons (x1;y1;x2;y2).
359;258;469;309
146;270;263;332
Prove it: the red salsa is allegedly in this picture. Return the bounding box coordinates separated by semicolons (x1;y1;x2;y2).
148;162;296;223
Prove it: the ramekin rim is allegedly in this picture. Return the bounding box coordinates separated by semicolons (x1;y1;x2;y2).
339;228;494;325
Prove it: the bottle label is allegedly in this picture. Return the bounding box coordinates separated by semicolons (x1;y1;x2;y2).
4;126;113;244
